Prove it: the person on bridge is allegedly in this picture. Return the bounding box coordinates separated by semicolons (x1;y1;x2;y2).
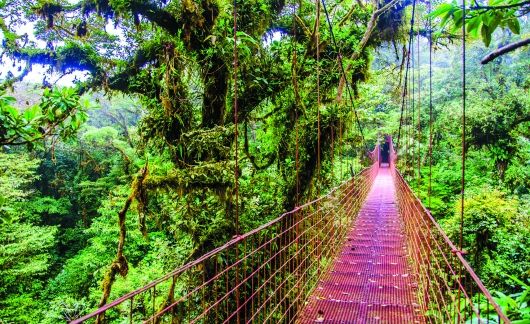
380;135;391;166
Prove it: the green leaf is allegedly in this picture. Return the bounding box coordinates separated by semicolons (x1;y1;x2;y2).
430;3;454;18
482;11;494;26
507;17;520;34
481;23;492;47
0;95;16;106
440;11;454;29
466;16;482;38
489;12;502;31
512;320;530;324
452;9;464;30
22;106;42;122
3;106;19;119
507;275;530;289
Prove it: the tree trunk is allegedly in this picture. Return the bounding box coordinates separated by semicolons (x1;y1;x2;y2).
202;56;228;128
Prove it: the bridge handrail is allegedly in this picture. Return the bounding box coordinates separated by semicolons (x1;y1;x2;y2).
394;168;510;323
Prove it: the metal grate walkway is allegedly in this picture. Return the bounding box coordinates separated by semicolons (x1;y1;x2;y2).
299;167;423;323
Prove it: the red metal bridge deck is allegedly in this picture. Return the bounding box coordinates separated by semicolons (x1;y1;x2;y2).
299;167;423;323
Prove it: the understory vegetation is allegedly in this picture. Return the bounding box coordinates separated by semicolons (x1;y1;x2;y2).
0;0;528;322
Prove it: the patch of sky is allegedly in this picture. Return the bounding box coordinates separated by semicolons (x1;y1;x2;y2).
0;2;126;87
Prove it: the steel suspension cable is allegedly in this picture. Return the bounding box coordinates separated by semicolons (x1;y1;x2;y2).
292;0;300;206
351;88;358;174
428;0;433;209
416;20;421;189
459;0;467;252
339;109;343;182
294;0;302;307
232;0;239;236
331;121;334;180
407;31;416;180
457;4;467;321
404;71;409;173
232;1;240;322
315;0;324;282
316;0;321;194
321;0;367;150
397;0;417;150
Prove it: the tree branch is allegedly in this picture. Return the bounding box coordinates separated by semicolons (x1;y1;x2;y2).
481;37;530;64
128;1;179;35
469;0;530;10
96;165;148;323
336;0;400;99
353;0;401;61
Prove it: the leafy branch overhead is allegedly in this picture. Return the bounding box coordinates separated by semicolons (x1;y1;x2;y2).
430;0;529;61
0;88;93;147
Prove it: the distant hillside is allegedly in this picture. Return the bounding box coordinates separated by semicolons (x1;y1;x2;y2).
6;82;43;108
6;82;143;128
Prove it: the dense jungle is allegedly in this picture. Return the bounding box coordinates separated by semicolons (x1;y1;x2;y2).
0;0;529;322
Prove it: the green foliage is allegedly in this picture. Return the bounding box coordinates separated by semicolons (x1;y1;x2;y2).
0;151;40;221
430;0;527;46
0;222;58;292
0;88;93;148
489;277;530;322
0;152;58;322
441;188;530;291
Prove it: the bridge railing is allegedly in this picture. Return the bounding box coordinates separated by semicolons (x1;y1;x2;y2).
393;169;510;323
72;164;378;323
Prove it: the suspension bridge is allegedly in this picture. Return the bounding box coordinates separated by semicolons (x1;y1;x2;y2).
71;138;509;324
68;0;514;321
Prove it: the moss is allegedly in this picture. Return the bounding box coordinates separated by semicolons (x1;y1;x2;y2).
145;161;236;194
11;42;101;75
375;0;408;44
34;1;64;28
96;166;148;320
179;126;235;162
57;42;101;73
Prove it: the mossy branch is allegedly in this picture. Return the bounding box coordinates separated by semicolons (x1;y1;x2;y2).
144;161;235;194
96;165;149;323
336;0;400;100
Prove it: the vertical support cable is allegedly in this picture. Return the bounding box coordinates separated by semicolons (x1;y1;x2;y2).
416;23;421;189
339;113;343;181
232;0;239;238
411;25;416;184
351;88;358;173
426;5;435;311
293;1;300;206
458;2;467;321
405;73;409;176
460;0;466;252
316;0;321;192
410;30;415;183
331;124;334;181
427;0;433;209
292;2;302;313
314;0;321;284
232;0;240;322
396;0;417;150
